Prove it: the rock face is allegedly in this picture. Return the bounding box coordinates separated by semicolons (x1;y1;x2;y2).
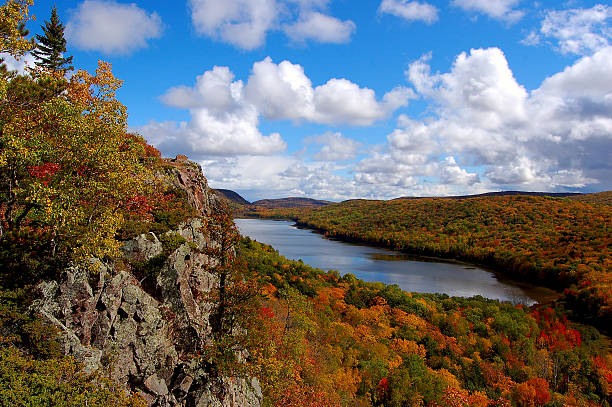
32;159;262;407
163;157;217;217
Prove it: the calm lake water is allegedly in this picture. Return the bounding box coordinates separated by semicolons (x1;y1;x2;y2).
236;218;552;305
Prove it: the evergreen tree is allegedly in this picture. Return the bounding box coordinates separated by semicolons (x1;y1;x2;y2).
31;6;72;72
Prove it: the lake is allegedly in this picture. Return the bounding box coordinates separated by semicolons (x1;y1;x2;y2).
235;218;555;305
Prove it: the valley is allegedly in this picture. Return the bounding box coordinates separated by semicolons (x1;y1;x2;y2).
2;1;611;405
235;218;558;305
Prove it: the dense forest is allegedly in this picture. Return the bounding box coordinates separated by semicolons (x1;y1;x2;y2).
570;192;612;206
239;237;612;406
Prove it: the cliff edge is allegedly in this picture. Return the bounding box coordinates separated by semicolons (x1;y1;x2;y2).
31;157;262;407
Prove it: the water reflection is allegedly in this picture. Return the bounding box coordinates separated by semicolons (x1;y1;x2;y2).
236;218;542;305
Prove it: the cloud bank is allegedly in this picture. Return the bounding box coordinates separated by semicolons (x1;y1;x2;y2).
371;46;612;191
142;47;612;200
140;57;412;160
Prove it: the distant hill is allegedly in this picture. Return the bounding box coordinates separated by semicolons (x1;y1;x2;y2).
252;197;332;209
394;191;583;200
214;189;251;205
569;190;612;205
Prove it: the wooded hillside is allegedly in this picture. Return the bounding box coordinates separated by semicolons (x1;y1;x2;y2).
239;237;612;406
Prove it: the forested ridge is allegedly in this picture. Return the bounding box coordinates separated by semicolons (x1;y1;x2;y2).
570;192;612;206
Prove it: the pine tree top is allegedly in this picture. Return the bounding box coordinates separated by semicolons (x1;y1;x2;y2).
31;6;73;73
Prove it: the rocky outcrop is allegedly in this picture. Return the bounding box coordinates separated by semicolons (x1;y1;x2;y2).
163;156;218;218
32;159;262;407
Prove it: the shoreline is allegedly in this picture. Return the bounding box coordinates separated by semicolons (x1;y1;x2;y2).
236;217;561;305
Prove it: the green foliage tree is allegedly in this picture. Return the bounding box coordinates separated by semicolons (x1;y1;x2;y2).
31;5;73;72
0;347;146;406
381;354;448;406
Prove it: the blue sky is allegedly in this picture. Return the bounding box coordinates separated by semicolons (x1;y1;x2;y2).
9;0;612;201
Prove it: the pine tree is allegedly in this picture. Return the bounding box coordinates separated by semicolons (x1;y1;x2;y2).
31;6;73;72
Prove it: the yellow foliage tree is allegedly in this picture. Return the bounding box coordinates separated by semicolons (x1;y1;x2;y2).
0;0;33;59
0;1;151;270
1;62;150;264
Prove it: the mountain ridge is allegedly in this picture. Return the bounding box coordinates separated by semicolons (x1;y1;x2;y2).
393;190;583;200
216;189;597;209
252;197;332;208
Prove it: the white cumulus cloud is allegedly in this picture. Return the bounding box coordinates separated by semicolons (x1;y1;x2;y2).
144;57;412;158
536;46;612;100
524;4;612;55
244;57;414;125
143;66;287;157
309;132;361;161
408;48;528;130
438;156;480;185
244;58;316;120
66;0;163;55
348;46;612;197
284;11;355;43
139;57;420;196
0;52;36;74
189;0;355;49
189;0;278;50
312;79;414;125
397;47;612;190
378;0;439;24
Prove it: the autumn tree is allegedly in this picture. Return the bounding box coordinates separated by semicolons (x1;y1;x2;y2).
31;5;73;72
0;2;149;403
0;0;32;76
0;0;32;55
1;8;151;278
204;202;241;337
